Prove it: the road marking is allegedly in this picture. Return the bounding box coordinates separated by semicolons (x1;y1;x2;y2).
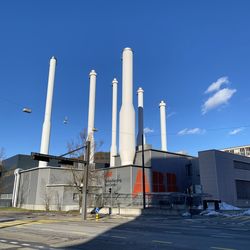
0;239;7;242
10;241;18;244
228;227;248;231
211;247;236;250
164;231;181;234
190;225;206;228
33;226;92;237
211;235;233;238
152;240;172;244
0;220;33;229
35;245;45;249
111;235;127;239
21;243;31;246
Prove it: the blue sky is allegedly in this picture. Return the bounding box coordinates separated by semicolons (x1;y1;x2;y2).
1;0;250;158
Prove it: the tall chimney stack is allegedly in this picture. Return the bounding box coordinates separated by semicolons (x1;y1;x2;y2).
159;100;167;151
87;70;97;163
137;87;144;148
39;56;56;167
110;78;118;167
119;48;135;165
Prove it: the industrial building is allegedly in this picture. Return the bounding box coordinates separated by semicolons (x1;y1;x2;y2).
221;145;250;157
199;150;250;207
1;47;250;211
2;148;250;210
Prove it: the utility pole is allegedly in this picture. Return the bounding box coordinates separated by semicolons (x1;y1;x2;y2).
142;134;146;209
82;140;90;221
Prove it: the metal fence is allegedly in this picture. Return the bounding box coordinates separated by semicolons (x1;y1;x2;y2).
0;193;12;199
87;192;206;209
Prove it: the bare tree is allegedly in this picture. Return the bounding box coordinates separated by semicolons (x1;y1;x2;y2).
65;130;103;211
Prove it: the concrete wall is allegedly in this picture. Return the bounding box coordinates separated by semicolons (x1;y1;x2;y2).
18;168;39;209
150;150;199;192
199;150;250;207
98;165;151;195
100;150;198;195
1;155;38;194
0;154;58;195
199;151;219;199
18;166;83;210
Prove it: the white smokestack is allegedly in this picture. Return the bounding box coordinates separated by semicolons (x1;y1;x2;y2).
119;48;135;165
137;87;144;147
87;70;97;164
39;56;56;167
159;100;167;151
110;78;118;167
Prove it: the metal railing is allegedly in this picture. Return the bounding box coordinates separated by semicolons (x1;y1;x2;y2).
0;193;12;199
87;192;206;209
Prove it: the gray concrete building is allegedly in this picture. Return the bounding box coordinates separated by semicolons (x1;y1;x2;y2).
2;147;250;210
10;148;199;211
199;150;250;207
0;154;57;207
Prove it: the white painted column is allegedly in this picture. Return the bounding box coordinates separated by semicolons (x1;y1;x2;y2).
159;100;167;151
137;87;144;147
119;48;135;165
39;56;56;167
110;78;118;167
87;70;97;163
12;168;21;207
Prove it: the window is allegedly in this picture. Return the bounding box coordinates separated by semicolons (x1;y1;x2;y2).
186;164;192;177
152;171;165;192
246;147;250;156
234;161;250;171
167;173;177;192
240;148;245;155
236;180;250;200
73;193;79;201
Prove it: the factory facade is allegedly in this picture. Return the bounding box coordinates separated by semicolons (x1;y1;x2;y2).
1;47;250;210
2;147;250;210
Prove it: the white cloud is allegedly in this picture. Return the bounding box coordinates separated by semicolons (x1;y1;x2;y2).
175;150;189;155
202;88;236;114
178;128;206;136
205;76;229;94
229;127;244;135
167;112;176;119
144;127;154;134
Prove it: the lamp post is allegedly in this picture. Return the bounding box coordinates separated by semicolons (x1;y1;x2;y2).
82;140;90;221
142;134;146;209
82;128;97;221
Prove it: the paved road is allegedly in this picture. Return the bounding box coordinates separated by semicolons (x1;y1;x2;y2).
0;212;250;250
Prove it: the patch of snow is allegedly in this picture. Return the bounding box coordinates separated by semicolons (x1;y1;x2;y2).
203;211;221;216
200;210;233;217
219;202;241;210
182;212;191;217
206;203;215;210
243;209;250;215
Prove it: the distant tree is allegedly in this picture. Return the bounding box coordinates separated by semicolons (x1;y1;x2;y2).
0;147;5;162
0;147;6;193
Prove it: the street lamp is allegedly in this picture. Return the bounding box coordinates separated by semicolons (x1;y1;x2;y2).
142;134;146;209
22;108;32;113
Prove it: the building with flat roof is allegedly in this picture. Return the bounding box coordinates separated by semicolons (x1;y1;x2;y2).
199;149;250;207
221;145;250;157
